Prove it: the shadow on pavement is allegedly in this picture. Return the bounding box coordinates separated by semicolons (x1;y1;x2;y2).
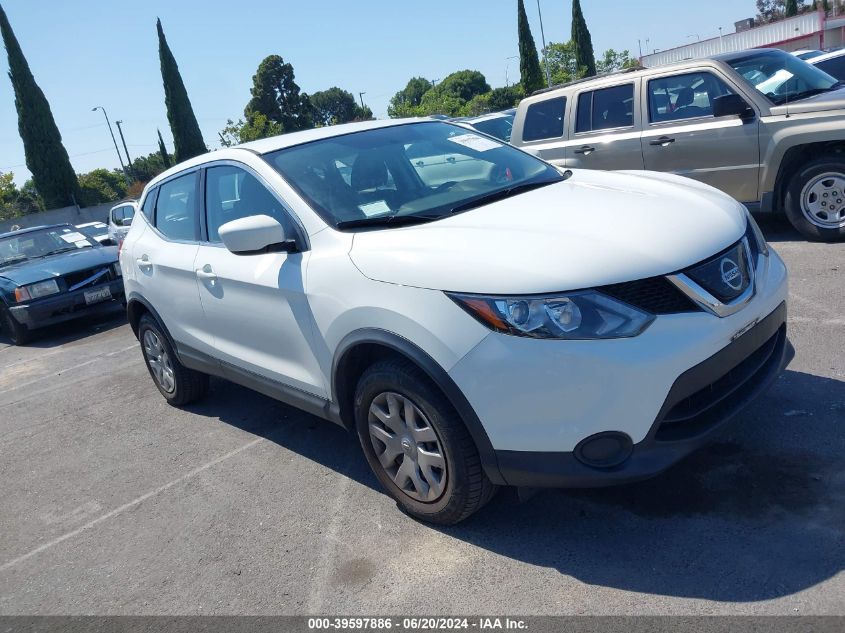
187;368;845;603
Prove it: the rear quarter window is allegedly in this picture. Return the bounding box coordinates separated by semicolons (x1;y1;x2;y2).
522;97;566;142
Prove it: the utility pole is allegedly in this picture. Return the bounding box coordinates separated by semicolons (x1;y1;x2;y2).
114;120;133;171
92;106;130;184
358;92;367;109
536;0;552;87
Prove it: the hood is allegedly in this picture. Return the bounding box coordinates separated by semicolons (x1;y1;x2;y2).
0;246;118;287
349;170;746;294
769;86;845;116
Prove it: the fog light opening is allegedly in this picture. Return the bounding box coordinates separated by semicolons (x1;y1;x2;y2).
574;432;633;469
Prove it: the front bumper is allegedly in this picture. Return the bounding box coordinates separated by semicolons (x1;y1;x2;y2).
494;302;792;487
9;279;125;330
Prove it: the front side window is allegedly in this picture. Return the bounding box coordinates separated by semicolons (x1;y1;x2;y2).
648;72;735;122
575;84;634;133
155;173;199;241
205;165;294;242
727;49;838;105
263;121;562;229
522;98;565;141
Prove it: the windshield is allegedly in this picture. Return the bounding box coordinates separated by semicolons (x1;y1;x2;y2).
263;121;562;229
0;226;97;268
728;49;839;105
469;114;515;142
76;224;107;239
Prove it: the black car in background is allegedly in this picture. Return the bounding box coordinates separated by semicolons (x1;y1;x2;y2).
0;224;124;344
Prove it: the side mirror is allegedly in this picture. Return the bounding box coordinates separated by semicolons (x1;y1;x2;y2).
713;94;755;120
218;214;296;255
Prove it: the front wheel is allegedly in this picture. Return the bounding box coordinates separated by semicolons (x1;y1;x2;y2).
354;358;497;525
1;307;30;345
784;157;845;242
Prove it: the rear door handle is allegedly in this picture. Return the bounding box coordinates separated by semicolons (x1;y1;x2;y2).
196;265;217;282
136;256;152;270
649;136;676;146
573;145;596;155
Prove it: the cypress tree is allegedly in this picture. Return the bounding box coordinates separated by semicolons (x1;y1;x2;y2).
572;0;597;78
157;128;171;168
517;0;544;94
157;18;206;163
785;0;799;15
0;4;80;208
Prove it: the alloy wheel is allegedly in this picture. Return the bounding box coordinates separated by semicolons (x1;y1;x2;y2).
367;391;447;503
801;172;845;229
143;329;175;393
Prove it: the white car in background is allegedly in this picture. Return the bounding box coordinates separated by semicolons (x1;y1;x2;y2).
455;109;516;143
75;221;110;245
107;200;136;244
808;48;845;81
121;119;791;524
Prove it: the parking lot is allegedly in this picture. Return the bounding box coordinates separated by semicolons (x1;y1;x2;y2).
0;216;843;615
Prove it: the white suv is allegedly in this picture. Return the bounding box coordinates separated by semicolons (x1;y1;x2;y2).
121;119;792;524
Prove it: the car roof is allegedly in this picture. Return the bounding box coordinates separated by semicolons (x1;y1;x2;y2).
462;110;515;124
809;48;845;64
145;118;437;189
0;223;70;239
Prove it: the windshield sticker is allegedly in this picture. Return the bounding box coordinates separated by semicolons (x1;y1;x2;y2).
447;133;502;152
359;200;392;217
59;232;86;243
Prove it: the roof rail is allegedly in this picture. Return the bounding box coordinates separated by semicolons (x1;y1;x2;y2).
530;65;645;96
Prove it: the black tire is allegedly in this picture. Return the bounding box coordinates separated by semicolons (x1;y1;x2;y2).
138;313;208;406
0;307;30;345
784;156;845;242
354;358;497;525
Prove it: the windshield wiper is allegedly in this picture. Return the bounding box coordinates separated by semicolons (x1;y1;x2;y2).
448;179;560;215
336;213;441;229
41;247;84;257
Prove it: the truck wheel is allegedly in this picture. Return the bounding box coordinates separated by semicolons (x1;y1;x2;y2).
354;358;497;525
1;307;30;345
784;157;845;242
138;313;208;405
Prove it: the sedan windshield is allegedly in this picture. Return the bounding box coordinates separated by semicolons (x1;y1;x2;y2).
728;49;840;105
263;121;562;229
0;227;97;268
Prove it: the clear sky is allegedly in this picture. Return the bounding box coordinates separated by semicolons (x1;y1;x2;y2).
1;0;758;185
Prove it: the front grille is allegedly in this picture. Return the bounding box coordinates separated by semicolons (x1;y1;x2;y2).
656;325;785;441
62;266;114;291
599;276;700;314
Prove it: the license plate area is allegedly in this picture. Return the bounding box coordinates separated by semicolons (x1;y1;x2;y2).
84;286;112;305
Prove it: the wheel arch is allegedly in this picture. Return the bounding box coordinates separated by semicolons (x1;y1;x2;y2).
331;329;505;485
773;141;845;212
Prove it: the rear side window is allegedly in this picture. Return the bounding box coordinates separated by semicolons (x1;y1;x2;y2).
155;173;199;241
815;56;845;81
522;97;566;142
575;84;634;133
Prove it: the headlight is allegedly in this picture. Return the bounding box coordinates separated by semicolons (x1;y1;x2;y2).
448;290;655;340
745;209;769;258
14;278;60;302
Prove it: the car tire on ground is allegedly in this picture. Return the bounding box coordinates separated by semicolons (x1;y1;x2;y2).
0;307;30;345
138;313;208;406
784;156;845;242
354;358;497;525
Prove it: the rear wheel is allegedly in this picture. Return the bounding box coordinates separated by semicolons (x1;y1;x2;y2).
354;358;497;524
784;157;845;242
138;313;208;405
0;307;30;345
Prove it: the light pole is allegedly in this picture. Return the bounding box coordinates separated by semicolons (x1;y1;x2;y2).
536;0;552;87
358;92;367;109
92;106;129;183
114;120;133;168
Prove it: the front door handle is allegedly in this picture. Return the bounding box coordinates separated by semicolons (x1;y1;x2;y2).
573;145;596;155
649;136;676;146
196;265;217;282
446;156;456;163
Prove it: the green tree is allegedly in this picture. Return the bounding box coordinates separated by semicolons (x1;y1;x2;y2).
462;93;492;116
77;168;128;206
128;151;169;183
488;85;524;110
571;0;597;77
437;69;491;102
218;113;283;147
596;49;639;74
543;41;578;85
157;129;171;169
416;90;465;117
0;4;80;209
517;0;544;93
388;77;433;118
786;0;799;14
157;18;206;163
245;55;312;132
310;87;371;126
